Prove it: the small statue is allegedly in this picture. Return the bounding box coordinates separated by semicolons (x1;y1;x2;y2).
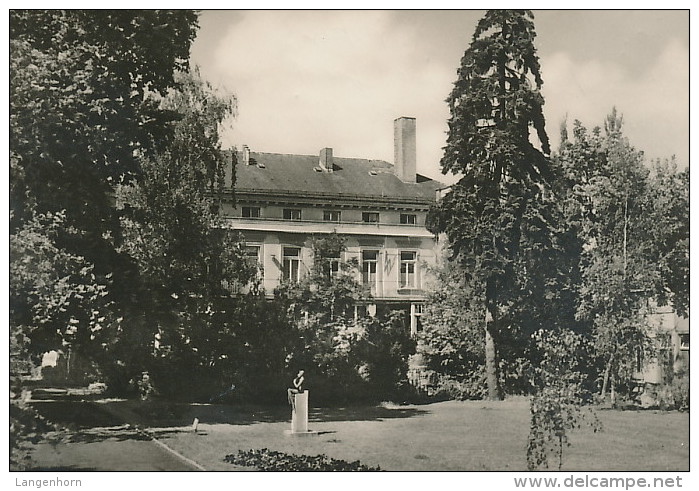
287;370;305;409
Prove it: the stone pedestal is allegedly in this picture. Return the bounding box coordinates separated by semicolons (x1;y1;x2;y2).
285;390;318;436
291;390;308;433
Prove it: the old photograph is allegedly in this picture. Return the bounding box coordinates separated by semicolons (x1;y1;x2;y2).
9;8;689;482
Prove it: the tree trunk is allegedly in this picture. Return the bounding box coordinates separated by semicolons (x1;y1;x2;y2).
623;193;628;277
66;348;72;382
558;434;564;471
484;321;500;400
600;354;613;402
484;278;503;400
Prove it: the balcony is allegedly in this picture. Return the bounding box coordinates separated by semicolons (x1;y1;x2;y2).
222;216;434;238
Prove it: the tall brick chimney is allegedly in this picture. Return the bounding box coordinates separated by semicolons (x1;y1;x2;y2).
242;144;251;165
394;117;416;183
319;147;334;172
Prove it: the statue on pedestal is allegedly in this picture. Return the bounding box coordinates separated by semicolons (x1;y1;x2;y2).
284;370;317;436
287;369;305;409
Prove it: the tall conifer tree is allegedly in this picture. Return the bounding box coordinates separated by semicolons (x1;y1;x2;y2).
428;10;551;399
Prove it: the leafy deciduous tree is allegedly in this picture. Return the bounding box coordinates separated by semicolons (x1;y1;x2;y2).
116;69;255;397
645;158;689;317
527;328;600;470
10;210;118;373
418;248;487;398
557;109;683;403
9;10;202;387
274;235;416;403
10;10;198;231
275;234;368;324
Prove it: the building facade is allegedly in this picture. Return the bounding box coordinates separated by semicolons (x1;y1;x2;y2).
220;117;444;335
637;304;689;385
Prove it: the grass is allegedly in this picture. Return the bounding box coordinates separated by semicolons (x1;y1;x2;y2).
98;397;689;471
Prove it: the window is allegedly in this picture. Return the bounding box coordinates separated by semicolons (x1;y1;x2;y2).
242;206;260;218
679;334;689;351
323;210;341;222
330;260;340;278
362;212;380;223
355;304;376;321
243;245;262;278
282;247;301;283
400;213;417;225
329;255;341;279
362;250;378;293
410;303;424;337
283;209;302;220
225;245;261;293
244;245;260;264
400;251;417;288
320;249;342;279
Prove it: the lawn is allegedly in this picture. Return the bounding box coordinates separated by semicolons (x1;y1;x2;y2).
101;397;689;472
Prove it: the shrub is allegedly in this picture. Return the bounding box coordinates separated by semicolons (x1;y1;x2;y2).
273;234;417;405
353;311;416;402
657;373;689;411
431;369;488;401
10;400;60;470
147;293;296;403
225;448;381;471
499;357;534;396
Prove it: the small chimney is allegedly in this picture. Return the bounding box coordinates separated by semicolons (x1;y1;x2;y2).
394;117;416;183
224;151;234;188
319;147;334;172
242;145;251;165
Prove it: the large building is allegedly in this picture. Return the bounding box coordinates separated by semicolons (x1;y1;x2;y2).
220;117;444;335
637;304;689;384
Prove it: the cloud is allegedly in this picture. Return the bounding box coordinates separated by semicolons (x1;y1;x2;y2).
196;10;454;180
193;11;688;184
541;37;688;165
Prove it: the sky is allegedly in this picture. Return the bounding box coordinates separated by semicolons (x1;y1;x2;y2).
188;10;689;184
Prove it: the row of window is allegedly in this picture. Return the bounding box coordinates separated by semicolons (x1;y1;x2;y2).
245;245;419;289
361;250;417;290
241;206;418;225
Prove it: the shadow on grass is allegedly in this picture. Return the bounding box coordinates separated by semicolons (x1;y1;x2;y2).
65;427;152;444
30;397;428;435
309;405;425;423
30;401;125;429
109;400;427;427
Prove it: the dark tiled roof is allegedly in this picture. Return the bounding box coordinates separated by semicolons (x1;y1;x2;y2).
230;151;443;202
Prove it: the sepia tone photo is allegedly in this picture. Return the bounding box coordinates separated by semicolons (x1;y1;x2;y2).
9;9;689;480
